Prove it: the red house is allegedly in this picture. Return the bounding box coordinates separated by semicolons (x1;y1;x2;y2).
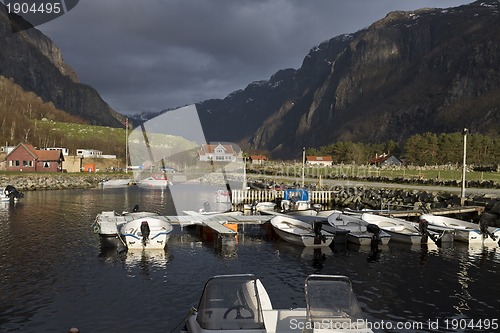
6;143;65;172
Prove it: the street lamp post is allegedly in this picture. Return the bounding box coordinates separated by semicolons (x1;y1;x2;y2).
461;128;468;205
301;147;305;188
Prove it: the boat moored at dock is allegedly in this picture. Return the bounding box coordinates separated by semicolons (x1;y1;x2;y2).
420;214;500;246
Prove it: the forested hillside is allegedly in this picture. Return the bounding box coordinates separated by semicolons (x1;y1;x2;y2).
0;75;125;156
307;132;500;167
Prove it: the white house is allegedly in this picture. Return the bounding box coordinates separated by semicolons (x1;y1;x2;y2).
76;149;102;158
40;147;70;156
306;156;333;166
198;143;237;162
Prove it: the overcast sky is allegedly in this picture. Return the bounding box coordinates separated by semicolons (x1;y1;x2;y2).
36;0;472;116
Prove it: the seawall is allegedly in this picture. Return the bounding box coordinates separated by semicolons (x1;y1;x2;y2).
0;173;128;191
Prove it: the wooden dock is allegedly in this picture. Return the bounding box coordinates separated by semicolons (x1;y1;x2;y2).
376;206;485;218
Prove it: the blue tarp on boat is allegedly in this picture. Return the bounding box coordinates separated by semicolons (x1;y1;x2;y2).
283;189;309;201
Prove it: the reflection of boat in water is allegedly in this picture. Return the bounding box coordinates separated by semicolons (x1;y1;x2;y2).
125;248;170;269
183;274;373;333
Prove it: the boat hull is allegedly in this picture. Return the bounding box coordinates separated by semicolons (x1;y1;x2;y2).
361;213;435;244
271;216;334;247
120;217;173;250
421;214;499;245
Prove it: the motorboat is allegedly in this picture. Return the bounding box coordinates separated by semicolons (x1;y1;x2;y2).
182;274;373;333
360;213;443;245
101;178;132;188
119;216;173;249
243;201;277;212
0;185;24;202
327;212;391;246
92;208;160;248
270;215;334;247
137;174;170;188
120;216;173;250
420;214;499;245
280;189;314;212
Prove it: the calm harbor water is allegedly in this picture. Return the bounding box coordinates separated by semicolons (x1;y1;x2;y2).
0;186;499;333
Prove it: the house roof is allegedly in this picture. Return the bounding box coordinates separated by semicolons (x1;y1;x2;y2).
7;143;64;161
306;156;332;162
249;155;267;160
36;149;65;161
199;143;236;155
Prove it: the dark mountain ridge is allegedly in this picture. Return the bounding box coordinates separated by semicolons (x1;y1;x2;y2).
0;4;124;128
190;0;499;159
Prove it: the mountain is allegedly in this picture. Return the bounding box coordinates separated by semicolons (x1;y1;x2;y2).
189;0;499;159
0;4;124;128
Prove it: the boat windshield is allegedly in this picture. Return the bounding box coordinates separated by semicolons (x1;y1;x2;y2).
196;274;266;330
305;275;365;327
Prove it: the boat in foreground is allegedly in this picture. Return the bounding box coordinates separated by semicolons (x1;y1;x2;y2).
119;216;173;249
360;213;443;245
327;212;391;246
270;215;334;247
420;214;499;246
183;274;373;333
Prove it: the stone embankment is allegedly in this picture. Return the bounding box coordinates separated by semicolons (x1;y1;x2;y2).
0;173;127;191
331;185;500;227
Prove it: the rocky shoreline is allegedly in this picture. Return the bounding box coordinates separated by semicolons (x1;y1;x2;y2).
0;173;127;191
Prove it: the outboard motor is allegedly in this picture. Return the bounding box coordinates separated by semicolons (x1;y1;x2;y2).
251;200;259;214
132;204;140;212
203;201;211;212
140;221;151;246
419;219;429;244
366;223;382;261
479;219;497;241
4;185;24;200
313;221;326;244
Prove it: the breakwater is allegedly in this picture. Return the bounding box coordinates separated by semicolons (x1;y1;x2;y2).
0;173;126;190
330;185;500;227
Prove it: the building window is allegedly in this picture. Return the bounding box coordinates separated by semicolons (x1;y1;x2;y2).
43;161;50;168
22;160;33;167
15;160;20;167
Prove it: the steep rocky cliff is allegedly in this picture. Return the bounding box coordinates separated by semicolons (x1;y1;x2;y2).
0;4;124;127
194;0;500;158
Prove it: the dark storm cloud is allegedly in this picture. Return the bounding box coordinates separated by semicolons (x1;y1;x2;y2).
37;0;472;115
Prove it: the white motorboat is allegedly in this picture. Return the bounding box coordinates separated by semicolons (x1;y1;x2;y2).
243;201;277;212
92;209;160;248
420;214;500;245
119;216;173;249
137;174;170;188
101;178;132;188
327;212;391;246
361;213;440;245
270;215;334;247
183;274;373;333
0;185;24;202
